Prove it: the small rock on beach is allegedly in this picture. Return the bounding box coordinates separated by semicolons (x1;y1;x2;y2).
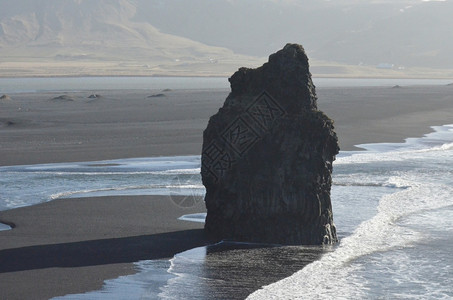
51;95;75;101
148;93;166;98
0;94;12;101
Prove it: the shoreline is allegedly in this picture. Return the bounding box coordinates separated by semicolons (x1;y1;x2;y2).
0;74;229;79
2;85;453;166
1;74;453;79
0;193;329;300
1;85;453;298
0;223;12;231
0;195;209;300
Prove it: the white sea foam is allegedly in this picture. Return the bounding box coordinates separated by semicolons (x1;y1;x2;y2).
49;125;453;300
7;124;453;299
7;170;196;176
49;185;172;200
0;156;203;211
248;126;453;299
336;124;453;165
249;186;453;298
178;213;207;223
0;223;12;231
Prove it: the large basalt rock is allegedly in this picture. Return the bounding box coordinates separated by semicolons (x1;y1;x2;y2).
201;44;339;245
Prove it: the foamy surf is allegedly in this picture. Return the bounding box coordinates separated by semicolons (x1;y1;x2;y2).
0;223;12;231
248;125;453;299
248;183;453;299
178;213;206;223
4;124;453;299
0;156;203;211
52;125;453;299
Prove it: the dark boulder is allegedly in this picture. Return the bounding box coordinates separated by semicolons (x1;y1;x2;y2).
51;95;75;101
148;93;166;98
201;44;339;245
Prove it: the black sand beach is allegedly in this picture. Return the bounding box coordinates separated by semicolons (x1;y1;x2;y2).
1;86;453;166
0;196;207;299
1;85;453;299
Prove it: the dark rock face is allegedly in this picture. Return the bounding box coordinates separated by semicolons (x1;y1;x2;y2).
201;44;339;245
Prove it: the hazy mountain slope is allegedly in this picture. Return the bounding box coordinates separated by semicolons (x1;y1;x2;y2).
0;0;452;77
0;0;259;76
136;0;453;69
314;1;453;68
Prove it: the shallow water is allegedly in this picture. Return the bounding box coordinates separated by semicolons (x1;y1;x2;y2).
0;223;11;231
0;156;204;211
54;242;328;300
2;77;453;298
0;77;230;94
2;127;452;298
1;77;451;94
2;125;452;299
249;125;453;299
51;124;453;300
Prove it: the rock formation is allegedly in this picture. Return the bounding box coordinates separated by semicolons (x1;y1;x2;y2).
51;95;75;101
201;43;339;245
0;94;12;101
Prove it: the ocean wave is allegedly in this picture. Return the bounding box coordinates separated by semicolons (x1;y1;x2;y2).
178;213;206;223
333;181;403;188
49;185;173;200
48;183;205;200
0;171;192;176
0;222;12;231
336;124;453;165
248;180;453;299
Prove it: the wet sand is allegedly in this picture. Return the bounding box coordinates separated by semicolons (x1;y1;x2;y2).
1;85;453;166
0;196;208;299
1;85;453;299
0;89;227;166
317;85;453;149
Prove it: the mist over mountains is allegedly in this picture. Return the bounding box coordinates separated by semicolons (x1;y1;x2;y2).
0;0;242;61
1;0;452;77
140;0;453;69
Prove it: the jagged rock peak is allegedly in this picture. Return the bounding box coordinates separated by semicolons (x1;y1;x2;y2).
227;43;317;113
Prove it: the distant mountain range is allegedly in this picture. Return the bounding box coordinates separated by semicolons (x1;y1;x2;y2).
0;1;240;60
1;0;452;77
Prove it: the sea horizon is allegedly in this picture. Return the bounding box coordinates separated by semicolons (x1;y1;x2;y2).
1;76;452;95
